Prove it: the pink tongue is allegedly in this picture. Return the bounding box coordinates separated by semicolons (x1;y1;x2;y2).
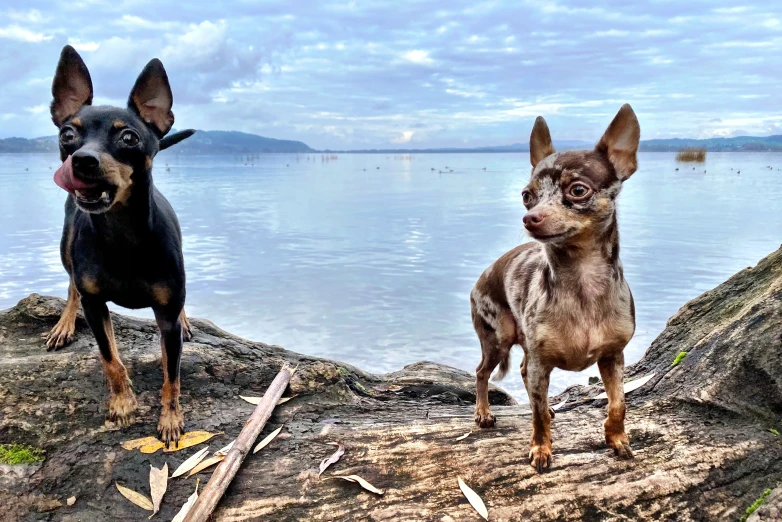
53;156;98;193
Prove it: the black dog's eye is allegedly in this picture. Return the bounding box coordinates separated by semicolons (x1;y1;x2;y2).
120;130;140;147
522;189;535;207
568;183;591;199
60;128;76;144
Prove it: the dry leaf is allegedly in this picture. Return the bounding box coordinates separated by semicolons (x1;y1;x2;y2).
594;373;656;400
115;482;153;511
552;393;570;411
171;447;210;478
148;463;168;518
335;475;383;495
240;395;296;406
171;478;199;522
187;455;225;477
253;426;283;454
318;442;345;476
134;430;218;454
216;441;234;456
121;436;161;451
458;477;488;520
455;432;471;441
162;431;219;453
66;496;76;506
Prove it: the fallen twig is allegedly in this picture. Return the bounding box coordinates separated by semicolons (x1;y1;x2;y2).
183;364;293;522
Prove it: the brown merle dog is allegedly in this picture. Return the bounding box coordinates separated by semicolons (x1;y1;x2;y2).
470;104;640;472
45;45;195;446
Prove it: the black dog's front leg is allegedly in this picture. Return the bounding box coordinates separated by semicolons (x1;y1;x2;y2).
154;305;184;447
81;296;138;425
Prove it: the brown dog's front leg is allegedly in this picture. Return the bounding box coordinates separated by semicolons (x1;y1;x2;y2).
598;352;633;459
81;297;137;426
46;280;80;350
179;308;193;342
155;307;185;447
522;356;553;472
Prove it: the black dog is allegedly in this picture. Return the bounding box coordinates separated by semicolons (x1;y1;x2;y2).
46;45;193;445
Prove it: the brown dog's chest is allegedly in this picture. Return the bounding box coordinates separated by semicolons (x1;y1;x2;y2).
509;257;635;371
530;302;635;371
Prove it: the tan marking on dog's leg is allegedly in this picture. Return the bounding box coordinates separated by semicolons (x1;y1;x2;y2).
156;313;184;447
179;308;192;342
81;275;99;295
100;314;138;427
46;280;80;350
151;284;172;306
523;357;553;472
598;352;633;459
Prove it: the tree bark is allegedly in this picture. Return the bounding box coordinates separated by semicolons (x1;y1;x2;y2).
0;245;780;521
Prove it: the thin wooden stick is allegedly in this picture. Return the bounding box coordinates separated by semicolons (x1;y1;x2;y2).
183;365;293;522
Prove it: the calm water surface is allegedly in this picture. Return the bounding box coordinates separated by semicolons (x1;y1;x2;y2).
1;151;780;400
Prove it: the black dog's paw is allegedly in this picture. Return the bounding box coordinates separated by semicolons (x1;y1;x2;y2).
158;407;185;448
107;390;138;427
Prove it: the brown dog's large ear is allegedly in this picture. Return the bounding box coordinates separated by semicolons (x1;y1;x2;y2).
529;116;556;168
50;45;94;127
128;59;174;137
596;104;640;181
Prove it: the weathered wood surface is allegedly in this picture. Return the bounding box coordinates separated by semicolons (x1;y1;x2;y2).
0;245;780;521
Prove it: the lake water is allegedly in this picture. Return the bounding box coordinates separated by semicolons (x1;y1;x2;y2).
1;151;780;401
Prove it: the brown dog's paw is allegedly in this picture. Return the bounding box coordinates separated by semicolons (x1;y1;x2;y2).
45;323;75;351
474;408;496;428
529;444;553;473
158;408;185;448
181;320;193;342
107;390;138;427
606;433;634;459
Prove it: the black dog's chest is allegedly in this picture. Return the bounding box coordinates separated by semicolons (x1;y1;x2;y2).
70;222;184;310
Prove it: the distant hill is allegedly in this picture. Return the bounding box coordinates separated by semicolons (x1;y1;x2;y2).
639;135;782;152
4;131;782;153
0;130;313;154
165;130;313;154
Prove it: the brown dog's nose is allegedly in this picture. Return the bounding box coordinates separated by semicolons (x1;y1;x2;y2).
523;211;545;229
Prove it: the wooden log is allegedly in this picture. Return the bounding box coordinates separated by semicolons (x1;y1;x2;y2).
183;365;293;522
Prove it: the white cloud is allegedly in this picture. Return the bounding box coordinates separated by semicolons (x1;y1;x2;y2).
7;9;49;24
0;25;52;42
114;15;179;31
162;20;228;66
68;39;100;52
592;29;630;38
392;131;414;143
402;50;435;65
25;104;48;114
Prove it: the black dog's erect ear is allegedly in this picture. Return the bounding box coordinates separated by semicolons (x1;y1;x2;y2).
128;59;174;137
51;45;94;127
159;129;196;151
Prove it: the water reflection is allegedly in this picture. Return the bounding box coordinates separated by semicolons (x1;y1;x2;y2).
1;151;780;400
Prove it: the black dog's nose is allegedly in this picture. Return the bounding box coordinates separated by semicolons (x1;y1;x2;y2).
72;150;100;174
523;211;545;228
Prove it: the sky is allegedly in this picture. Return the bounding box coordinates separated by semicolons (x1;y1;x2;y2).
2;1;782;149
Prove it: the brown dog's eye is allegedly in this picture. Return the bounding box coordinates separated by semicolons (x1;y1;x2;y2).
522;190;534;207
120;130;140;147
568;183;591;199
60;128;76;144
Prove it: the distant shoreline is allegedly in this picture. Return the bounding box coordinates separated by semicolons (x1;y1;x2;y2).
3;129;782;154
